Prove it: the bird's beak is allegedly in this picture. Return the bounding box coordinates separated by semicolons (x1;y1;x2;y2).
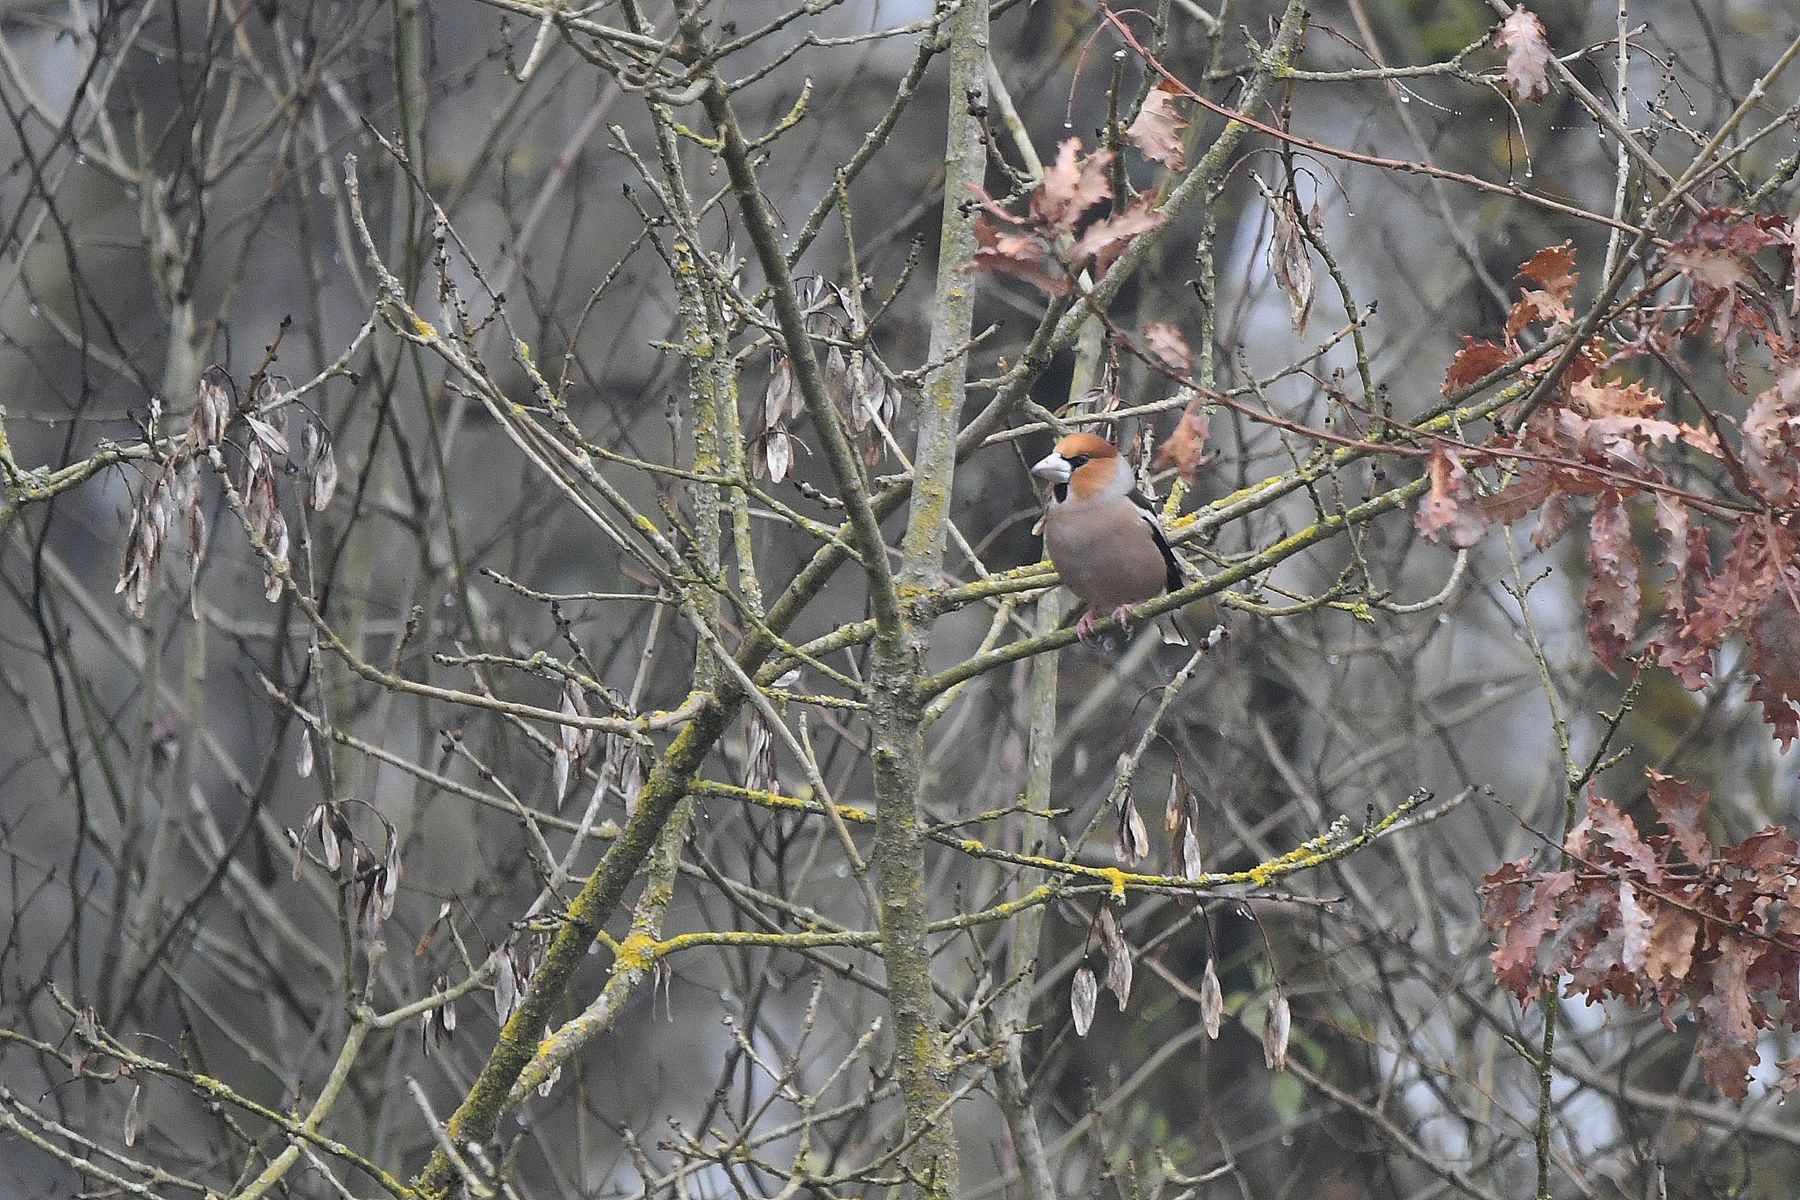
1031;452;1071;483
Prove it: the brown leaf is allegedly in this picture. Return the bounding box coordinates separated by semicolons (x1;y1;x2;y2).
1645;769;1712;865
1270;197;1315;335
1414;443;1488;548
1495;8;1554;102
1117;795;1150;867
1666;210;1783;389
1154;397;1209;484
1696;941;1761;1099
1143;321;1192;374
1096;907;1133;1009
1529;490;1571;551
972;216;1067;295
1485;865;1576;999
1720;826;1798;872
1199;959;1223;1039
1262;991;1291;1071
1643;905;1699;985
1443;337;1511;396
1679;521;1786;685
1584;490;1640;672
1506;290;1571;341
1070;197;1166;270
1033;138;1112;232
1071;964;1099;1036
1517;242;1579;305
1747;592;1800;750
1566;793;1662;886
1741;362;1800;506
1125;81;1188;171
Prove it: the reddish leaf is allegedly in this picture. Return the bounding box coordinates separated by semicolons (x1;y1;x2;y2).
1748;592;1800;750
1568;375;1659;419
1696;941;1760;1100
1668;231;1756;290
1495;8;1555;102
1033;139;1113;232
1415;443;1488;548
1643;499;1712;688
1665;210;1784;390
1679;521;1788;687
1722;826;1798;872
1155;398;1209;484
1443;337;1511;395
1473;467;1554;532
1506;290;1571;341
1566;793;1662;887
1584;490;1640;671
1143;321;1192;374
1741;361;1800;507
1482;764;1800;1101
1646;769;1712;865
1518;242;1579;304
1486;866;1575;999
971;217;1067;295
1642;905;1698;985
1071;196;1167;270
1125;81;1188;172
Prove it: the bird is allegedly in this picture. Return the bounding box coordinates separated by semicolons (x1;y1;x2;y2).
1031;431;1187;647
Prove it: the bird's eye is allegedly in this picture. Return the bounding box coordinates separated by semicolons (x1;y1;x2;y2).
1067;454;1090;468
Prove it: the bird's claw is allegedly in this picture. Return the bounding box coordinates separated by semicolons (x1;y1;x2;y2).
1075;606;1134;648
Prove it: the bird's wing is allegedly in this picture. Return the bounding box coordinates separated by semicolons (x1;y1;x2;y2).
1129;491;1185;594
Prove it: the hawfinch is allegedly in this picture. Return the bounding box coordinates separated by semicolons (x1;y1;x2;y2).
1031;432;1186;646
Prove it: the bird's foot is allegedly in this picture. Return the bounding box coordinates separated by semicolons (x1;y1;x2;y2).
1075;609;1100;644
1109;604;1134;636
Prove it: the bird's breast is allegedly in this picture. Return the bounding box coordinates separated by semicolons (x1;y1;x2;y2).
1042;505;1170;610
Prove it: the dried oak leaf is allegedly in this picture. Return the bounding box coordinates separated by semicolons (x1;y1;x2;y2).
1584;489;1640;672
1496;8;1554;102
1143;321;1192;374
1125;81;1189;172
1665;210;1783;389
1071;196;1167;271
1415;443;1488;548
1483;864;1576;999
1675;521;1788;690
972;216;1066;296
1566;793;1663;887
1741;361;1800;507
1696;941;1761;1100
1642;904;1699;986
1518;241;1579;302
1032;138;1113;232
1747;592;1800;750
1443;337;1511;396
1645;768;1712;865
1155;397;1209;484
